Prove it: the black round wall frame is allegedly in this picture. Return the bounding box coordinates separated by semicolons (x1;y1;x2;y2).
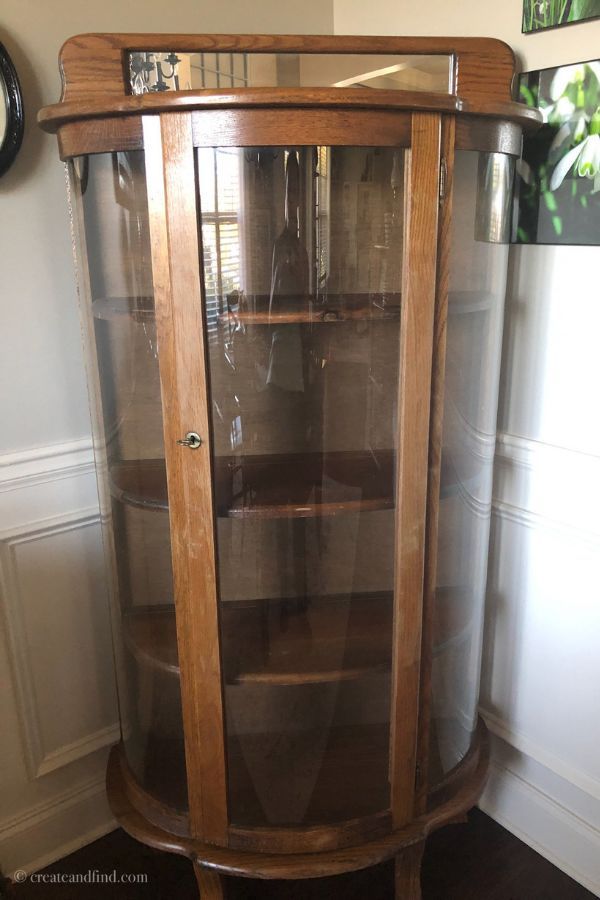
0;41;24;177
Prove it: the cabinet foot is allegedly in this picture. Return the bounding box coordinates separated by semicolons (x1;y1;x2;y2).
194;861;226;899
395;840;425;899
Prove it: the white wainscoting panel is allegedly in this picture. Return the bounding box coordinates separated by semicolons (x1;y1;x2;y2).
0;440;118;877
479;429;600;897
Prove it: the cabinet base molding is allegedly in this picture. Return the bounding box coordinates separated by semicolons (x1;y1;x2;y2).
106;719;488;895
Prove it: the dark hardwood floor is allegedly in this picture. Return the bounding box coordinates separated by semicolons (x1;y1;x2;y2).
4;810;595;899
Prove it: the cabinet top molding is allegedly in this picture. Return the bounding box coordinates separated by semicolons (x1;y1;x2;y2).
38;33;541;132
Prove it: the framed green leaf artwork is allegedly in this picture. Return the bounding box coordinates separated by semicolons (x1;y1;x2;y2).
522;0;600;33
514;60;600;244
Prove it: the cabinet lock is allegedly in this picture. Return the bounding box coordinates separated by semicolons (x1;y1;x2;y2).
177;432;203;449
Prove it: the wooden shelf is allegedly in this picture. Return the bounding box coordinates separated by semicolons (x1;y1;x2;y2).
91;291;491;326
220;450;395;520
219;298;401;326
91;293;400;325
221;592;393;685
122;587;472;682
109;450;396;518
122;593;392;684
110;459;168;511
122;606;179;674
109;451;462;519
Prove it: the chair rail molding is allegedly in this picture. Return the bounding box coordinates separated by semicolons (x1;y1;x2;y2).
0;438;95;493
493;430;600;540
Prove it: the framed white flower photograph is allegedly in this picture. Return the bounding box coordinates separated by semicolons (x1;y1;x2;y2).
514;59;600;244
522;0;600;33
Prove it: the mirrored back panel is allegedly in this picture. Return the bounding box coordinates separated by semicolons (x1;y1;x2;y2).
128;51;453;95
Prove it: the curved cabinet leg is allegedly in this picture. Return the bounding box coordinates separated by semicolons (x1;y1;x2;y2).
193;861;226;899
395;840;425;899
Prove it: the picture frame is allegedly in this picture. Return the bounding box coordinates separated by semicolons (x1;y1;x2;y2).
522;0;600;34
0;41;24;178
514;59;600;245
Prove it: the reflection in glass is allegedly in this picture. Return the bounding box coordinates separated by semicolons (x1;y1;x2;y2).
475;152;515;244
129;51;452;95
74;151;187;812
429;150;510;783
199;145;404;825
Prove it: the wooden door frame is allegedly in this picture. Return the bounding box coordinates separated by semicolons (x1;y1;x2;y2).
390;111;443;827
415;115;456;814
142;106;448;846
143;111;228;846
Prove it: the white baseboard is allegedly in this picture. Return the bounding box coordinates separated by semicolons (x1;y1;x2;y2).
482;708;600;804
480;758;600;898
19;821;118;880
1;772;116;879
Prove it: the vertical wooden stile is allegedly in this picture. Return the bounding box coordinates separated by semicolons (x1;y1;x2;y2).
143;112;228;845
415;116;456;814
390;112;442;827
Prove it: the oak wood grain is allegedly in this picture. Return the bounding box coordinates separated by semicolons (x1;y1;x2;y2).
40;87;459;133
49;32;516;107
143;111;228;845
38;33;542;135
389;112;441;828
228;810;391;856
56;111;527;161
58;115;143;158
415;115;456;815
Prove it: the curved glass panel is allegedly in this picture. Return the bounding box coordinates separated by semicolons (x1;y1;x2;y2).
429;149;511;781
71;152;187;812
200;146;404;826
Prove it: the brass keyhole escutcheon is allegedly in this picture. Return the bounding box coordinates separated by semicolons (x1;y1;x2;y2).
177;432;203;449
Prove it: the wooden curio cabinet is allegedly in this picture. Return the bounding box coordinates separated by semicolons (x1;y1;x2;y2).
39;34;540;898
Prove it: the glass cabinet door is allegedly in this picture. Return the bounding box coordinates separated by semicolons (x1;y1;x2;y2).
198;145;405;826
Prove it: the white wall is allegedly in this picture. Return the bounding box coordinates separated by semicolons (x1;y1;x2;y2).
334;1;600;894
334;0;600;72
0;0;333;879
